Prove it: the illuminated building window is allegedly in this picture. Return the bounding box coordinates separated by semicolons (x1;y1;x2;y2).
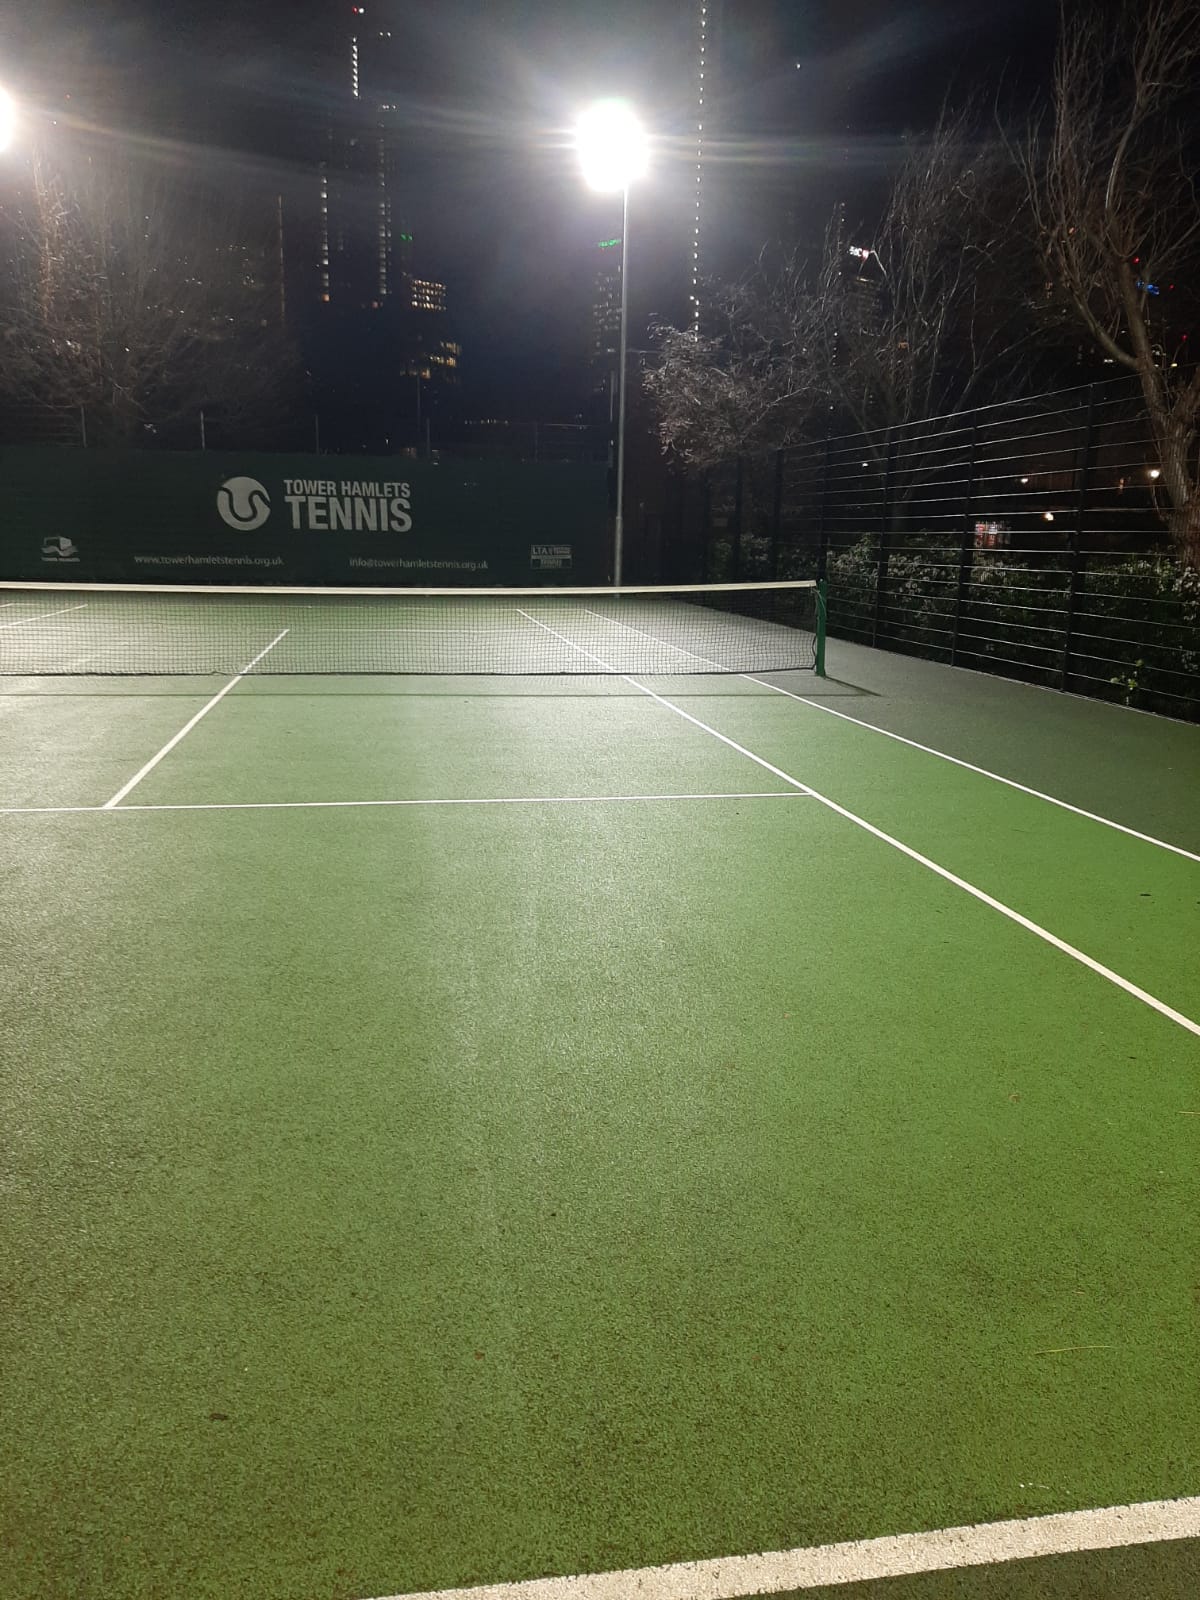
410;277;447;312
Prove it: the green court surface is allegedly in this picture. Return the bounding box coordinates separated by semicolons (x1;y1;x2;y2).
2;620;1199;1600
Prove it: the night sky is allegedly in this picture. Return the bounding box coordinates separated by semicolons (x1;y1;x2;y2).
2;0;1060;417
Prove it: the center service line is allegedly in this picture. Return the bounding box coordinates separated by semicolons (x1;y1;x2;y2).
102;629;289;809
516;609;1200;1039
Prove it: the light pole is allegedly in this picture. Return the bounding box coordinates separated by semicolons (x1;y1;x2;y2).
0;87;17;153
575;100;648;588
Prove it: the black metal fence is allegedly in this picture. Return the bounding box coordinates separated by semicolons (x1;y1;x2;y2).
0;405;611;465
679;378;1200;721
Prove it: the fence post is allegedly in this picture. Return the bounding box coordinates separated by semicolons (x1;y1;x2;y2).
199;410;207;451
731;455;745;580
816;433;832;580
769;449;784;578
314;414;321;454
871;430;897;646
673;473;687;583
79;405;88;448
1060;383;1098;690
700;473;713;581
950;419;979;665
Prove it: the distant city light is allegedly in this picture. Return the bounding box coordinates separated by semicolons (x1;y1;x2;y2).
1148;467;1161;480
575;100;648;193
1043;512;1055;522
597;238;621;249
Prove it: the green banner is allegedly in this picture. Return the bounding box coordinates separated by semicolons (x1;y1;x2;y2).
0;448;611;585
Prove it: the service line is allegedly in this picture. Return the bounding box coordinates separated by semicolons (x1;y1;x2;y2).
1;792;808;817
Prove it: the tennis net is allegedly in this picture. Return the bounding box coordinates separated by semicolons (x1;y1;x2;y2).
0;580;824;676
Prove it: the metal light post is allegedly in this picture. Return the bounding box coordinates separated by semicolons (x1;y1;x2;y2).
575;100;648;588
0;86;17;153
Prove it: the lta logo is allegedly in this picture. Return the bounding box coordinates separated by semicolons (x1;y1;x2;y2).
217;476;271;531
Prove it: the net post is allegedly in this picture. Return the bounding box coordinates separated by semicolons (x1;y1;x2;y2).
815;578;828;677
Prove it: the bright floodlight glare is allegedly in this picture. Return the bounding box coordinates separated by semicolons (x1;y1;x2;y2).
575;100;648;192
0;87;16;152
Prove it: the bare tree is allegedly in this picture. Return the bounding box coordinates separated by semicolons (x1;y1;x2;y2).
819;107;1041;440
0;145;300;445
644;266;826;470
1023;0;1200;562
647;105;1044;476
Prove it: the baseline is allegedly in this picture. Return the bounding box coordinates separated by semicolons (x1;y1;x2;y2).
375;1496;1200;1600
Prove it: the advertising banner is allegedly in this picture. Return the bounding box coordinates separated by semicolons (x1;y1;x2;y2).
0;448;610;586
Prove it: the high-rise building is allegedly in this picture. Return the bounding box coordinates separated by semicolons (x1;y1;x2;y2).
296;2;458;446
690;0;722;330
403;278;461;383
590;237;623;411
317;6;410;313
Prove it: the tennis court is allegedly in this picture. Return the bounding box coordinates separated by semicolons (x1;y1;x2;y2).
2;579;1199;1600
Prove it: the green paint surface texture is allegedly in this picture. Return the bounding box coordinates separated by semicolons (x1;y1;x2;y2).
2;636;1199;1599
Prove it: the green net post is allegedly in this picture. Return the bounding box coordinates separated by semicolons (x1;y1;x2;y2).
815;578;828;677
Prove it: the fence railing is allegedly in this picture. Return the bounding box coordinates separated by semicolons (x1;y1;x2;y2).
679;377;1200;721
0;406;612;465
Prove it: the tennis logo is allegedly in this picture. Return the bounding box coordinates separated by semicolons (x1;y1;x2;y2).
42;535;80;563
217;476;271;531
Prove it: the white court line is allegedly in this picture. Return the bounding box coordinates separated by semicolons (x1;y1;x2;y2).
577;601;738;676
375;1496;1200;1599
577;604;1200;867
0;602;89;630
745;675;1200;866
0;792;806;817
519;609;1200;1040
102;630;289;809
